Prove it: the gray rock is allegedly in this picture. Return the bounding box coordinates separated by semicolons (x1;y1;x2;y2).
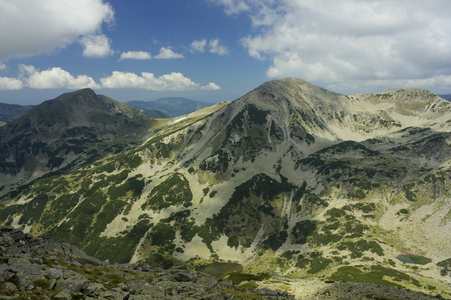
47;268;64;279
1;281;17;292
0;226;296;300
54;270;89;293
203;292;225;300
196;274;218;287
127;279;153;294
29;257;43;265
74;255;103;266
83;282;105;296
172;269;196;282
53;290;72;300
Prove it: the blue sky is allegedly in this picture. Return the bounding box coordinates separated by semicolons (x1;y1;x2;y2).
1;0;450;105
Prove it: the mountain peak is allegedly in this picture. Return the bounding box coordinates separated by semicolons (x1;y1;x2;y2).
0;89;153;195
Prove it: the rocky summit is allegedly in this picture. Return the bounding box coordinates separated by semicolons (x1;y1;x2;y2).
1;78;451;299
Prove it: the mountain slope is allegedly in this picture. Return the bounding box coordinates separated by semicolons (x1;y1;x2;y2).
127;97;212;117
1;79;451;298
0;88;154;197
0;102;34;123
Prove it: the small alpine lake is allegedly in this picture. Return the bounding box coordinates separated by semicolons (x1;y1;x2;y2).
396;254;432;265
196;262;243;277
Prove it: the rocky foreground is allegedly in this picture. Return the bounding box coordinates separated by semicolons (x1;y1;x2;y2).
0;226;294;299
1;227;450;299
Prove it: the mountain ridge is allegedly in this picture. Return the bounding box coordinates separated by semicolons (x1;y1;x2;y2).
0;102;34;124
0;88;154;197
1;78;451;298
127;97;213;118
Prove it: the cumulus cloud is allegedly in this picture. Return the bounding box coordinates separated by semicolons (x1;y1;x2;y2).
0;65;220;91
215;0;451;92
209;39;228;55
0;77;24;90
100;71;220;91
119;51;152;60
0;0;114;60
19;65;100;89
80;34;114;58
210;0;249;15
154;47;184;59
190;38;228;55
201;82;221;90
190;39;207;53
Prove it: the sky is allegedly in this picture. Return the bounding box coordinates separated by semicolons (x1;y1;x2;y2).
0;0;450;105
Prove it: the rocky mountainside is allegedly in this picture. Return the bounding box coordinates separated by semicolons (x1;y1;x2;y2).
1;78;451;298
0;88;154;197
0;226;295;299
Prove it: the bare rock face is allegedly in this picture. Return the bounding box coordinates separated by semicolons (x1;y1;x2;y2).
0;226;295;299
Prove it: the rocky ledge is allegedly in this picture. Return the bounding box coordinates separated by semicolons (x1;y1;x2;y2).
0;226;294;299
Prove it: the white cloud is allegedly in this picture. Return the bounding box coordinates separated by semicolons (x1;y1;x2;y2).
209;39;228;55
0;65;221;92
216;0;451;92
80;34;114;58
0;64;6;70
119;51;151;60
154;47;184;59
0;0;114;60
190;38;228;55
0;77;24;90
19;65;100;89
201;82;221;90
190;39;207;53
100;71;220;91
210;0;249;15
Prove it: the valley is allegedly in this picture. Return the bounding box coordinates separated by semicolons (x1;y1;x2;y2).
1;78;451;299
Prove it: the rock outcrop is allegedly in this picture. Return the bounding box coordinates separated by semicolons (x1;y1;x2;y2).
0;226;294;299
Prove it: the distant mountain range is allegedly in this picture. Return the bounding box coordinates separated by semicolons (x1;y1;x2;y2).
0;79;451;299
0;102;34;124
126;97;212;118
0;97;211;126
2;94;449;126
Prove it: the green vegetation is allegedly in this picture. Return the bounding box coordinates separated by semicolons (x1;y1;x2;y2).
223;272;271;285
329;265;421;289
291;220;316;244
295;252;332;274
84;219;152;263
141;173;192;211
337;240;384;257
437;258;451;276
263;230;288;250
203;173;293;249
149;222;176;250
109;175;144;201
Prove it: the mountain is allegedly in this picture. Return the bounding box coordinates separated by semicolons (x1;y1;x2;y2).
440;94;451;101
140;108;169;118
1;78;451;298
0;88;154;197
0;102;34;123
127;97;212;117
